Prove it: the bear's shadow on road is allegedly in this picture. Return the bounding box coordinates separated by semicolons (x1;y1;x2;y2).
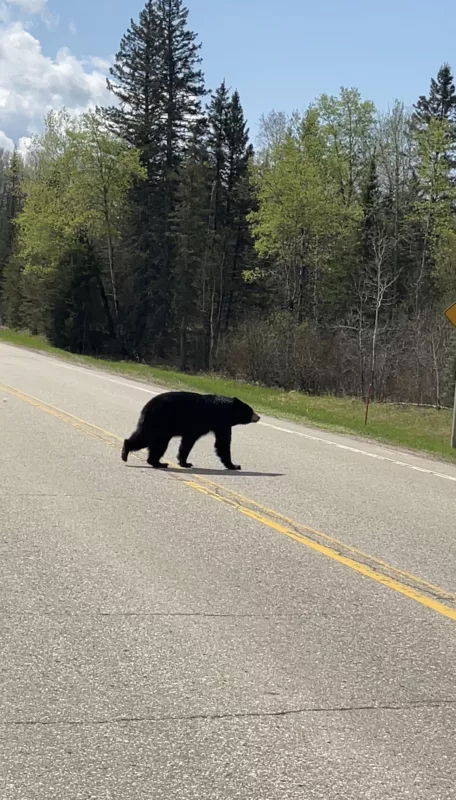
126;465;284;478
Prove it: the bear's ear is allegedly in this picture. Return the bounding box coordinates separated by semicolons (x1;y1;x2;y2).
232;396;239;403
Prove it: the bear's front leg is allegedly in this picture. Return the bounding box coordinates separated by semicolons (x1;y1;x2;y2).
214;428;241;470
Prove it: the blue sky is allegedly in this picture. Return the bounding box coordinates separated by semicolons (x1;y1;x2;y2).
1;0;456;151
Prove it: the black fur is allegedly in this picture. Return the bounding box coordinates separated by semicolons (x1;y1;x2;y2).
121;390;260;470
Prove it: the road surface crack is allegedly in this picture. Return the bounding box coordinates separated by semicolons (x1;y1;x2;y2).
5;699;456;727
0;611;289;619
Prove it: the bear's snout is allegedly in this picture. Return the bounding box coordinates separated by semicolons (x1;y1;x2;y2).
251;412;260;423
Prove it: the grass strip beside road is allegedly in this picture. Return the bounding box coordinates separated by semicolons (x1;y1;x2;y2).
1;327;455;464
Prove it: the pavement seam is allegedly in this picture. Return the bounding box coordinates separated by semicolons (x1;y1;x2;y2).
0;612;298;619
4;699;456;727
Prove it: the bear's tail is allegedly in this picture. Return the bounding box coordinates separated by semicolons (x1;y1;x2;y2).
121;429;148;462
121;438;130;463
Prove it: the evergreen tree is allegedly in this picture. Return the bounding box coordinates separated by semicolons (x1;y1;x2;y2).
172;121;211;370
0;151;23;292
0;151;25;327
105;1;169;356
105;2;162;166
1;253;24;328
204;82;254;367
47;233;109;354
413;63;456;174
105;0;206;357
413;63;456;126
0;152;11;280
155;0;206;174
207;80;230;217
361;153;381;264
221;91;254;334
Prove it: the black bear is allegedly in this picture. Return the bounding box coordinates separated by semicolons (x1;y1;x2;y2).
121;390;260;470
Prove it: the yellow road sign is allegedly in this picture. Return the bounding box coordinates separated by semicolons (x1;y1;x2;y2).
444;303;456;327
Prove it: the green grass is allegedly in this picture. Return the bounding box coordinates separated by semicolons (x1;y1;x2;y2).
1;327;455;464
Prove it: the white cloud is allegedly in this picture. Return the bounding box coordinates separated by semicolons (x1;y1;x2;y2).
0;128;14;149
0;21;112;146
0;4;10;23
6;0;47;15
17;134;33;156
68;17;76;35
87;56;112;72
2;0;57;27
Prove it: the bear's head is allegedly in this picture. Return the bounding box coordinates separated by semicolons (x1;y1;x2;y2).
231;397;260;426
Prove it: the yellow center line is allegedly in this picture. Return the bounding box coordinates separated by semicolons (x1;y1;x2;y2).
2;381;456;623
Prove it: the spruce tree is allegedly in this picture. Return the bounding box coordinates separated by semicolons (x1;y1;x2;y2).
361;153;381;264
207;80;230;213
105;1;166;355
0;252;24;329
204;83;255;366
413;63;456;171
48;234;108;354
203;81;230;367
413;63;456;126
154;0;206;175
0;151;23;293
105;2;162;169
104;0;206;357
172;121;211;370
222;91;254;333
0;151;24;327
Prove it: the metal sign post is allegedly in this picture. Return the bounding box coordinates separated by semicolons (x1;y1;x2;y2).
444;303;456;449
452;380;456;450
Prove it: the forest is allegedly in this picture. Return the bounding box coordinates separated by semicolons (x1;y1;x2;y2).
1;0;456;408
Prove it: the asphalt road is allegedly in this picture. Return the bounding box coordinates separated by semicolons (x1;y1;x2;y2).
1;341;456;799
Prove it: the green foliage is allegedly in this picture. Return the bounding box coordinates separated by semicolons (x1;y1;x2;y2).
66;113;146;242
1;253;24;327
410;117;456;301
1;16;456;413
17;110;145;277
46;234;110;353
316;87;376;206
250;106;357;319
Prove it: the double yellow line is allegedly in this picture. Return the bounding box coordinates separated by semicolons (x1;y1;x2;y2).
3;381;456;624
